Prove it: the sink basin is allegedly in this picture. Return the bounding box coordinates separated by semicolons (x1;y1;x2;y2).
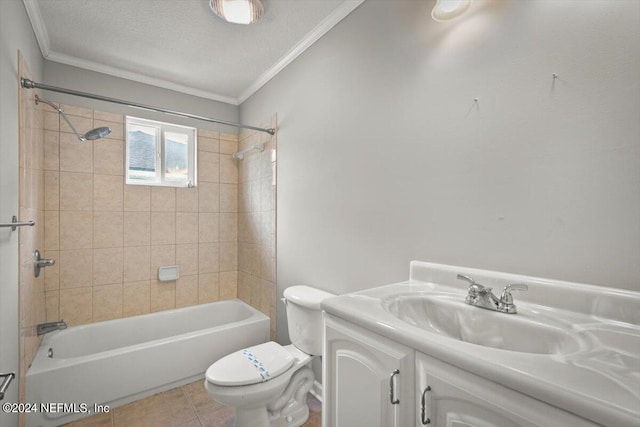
384;294;582;355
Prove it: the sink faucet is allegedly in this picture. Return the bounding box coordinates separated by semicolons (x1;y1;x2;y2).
37;320;67;335
457;274;528;314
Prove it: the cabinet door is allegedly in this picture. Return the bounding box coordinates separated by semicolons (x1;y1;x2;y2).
416;352;600;427
324;315;414;427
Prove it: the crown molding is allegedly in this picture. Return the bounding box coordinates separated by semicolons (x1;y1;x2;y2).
44;50;239;105
22;0;366;107
238;0;366;104
23;0;51;57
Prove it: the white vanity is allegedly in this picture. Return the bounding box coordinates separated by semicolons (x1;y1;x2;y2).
321;261;640;427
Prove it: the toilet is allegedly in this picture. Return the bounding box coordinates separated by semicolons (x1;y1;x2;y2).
204;285;335;427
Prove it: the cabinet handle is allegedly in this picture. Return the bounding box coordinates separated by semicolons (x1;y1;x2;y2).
389;369;400;405
420;385;432;425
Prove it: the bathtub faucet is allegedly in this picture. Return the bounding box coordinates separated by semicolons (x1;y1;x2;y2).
37;320;67;335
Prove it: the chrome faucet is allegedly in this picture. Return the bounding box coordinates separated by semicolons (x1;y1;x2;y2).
37;320;67;335
457;274;528;314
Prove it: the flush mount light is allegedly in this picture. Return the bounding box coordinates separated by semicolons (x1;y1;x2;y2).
209;0;264;25
431;0;473;22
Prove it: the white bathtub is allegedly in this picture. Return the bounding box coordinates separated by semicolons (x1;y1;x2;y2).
26;299;269;427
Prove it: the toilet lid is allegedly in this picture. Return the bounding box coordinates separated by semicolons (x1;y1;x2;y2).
206;341;295;386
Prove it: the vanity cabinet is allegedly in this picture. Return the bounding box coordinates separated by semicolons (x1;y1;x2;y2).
325;315;600;427
323;315;415;427
415;353;599;427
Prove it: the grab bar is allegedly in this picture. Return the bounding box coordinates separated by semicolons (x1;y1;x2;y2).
0;372;15;401
233;143;264;160
0;216;35;232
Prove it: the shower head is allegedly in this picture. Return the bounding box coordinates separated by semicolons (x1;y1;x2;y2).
84;127;112;140
35;95;112;142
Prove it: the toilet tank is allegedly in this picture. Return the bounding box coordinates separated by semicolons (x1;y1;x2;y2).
283;285;335;355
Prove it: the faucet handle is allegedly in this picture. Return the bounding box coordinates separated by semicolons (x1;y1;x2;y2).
500;283;528;305
457;274;477;286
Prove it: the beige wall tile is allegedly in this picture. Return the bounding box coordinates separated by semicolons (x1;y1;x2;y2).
59;211;92;249
220;184;237;213
198;243;219;274
43;111;59;131
176;275;198;308
43;130;59;170
123;281;150;317
94;174;123;211
60;114;93;135
44;250;60;291
219;139;238;155
219;242;238;272
220;155;238;184
176;187;198;212
151;186;176;211
151;212;176;245
150;280;175;312
176;244;198;276
124;184;150;211
94;211;124;248
219;213;238;242
93;283;123;322
59;172;92;211
199;129;219;139
176;212;198;244
44;210;59;250
45;291;59;322
59;249;92;289
150;245;175;280
123;211;150;246
198;182;219;212
59;287;92;326
93;247;124;285
59;133;92;173
94;138;124;176
197;151;219;183
60;104;92;118
124;246;151;282
220;133;238;142
197;136;219;153
219;271;237;300
237;272;250;303
198;273;219;303
44;170;59;211
198;212;219;243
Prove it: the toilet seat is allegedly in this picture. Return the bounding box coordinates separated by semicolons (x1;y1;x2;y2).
206;341;295;386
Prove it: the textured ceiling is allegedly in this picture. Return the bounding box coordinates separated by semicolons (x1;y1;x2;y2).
26;0;362;104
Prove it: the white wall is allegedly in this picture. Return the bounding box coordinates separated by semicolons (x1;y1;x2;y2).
0;1;43;424
43;62;240;134
240;0;640;342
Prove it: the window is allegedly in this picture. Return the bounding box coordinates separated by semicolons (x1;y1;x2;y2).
126;116;197;187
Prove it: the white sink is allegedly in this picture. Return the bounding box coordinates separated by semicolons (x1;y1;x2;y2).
383;294;582;355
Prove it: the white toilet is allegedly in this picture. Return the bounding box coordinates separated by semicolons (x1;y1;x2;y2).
204;285;335;427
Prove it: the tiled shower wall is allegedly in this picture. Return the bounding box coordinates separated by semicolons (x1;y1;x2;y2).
237;116;277;340
41;105;242;326
18;52;46;404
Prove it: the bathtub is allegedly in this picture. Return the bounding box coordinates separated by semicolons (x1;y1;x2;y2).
26;299;269;427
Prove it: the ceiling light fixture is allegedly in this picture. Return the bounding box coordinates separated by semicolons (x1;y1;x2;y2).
431;0;473;22
209;0;264;25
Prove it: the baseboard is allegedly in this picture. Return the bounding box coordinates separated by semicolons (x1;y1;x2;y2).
309;380;323;402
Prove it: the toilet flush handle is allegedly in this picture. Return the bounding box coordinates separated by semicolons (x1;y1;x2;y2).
280;297;288;306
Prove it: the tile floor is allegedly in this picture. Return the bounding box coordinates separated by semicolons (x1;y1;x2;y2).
61;379;322;427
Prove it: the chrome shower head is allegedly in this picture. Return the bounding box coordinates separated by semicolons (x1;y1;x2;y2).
35;95;112;142
83;127;111;140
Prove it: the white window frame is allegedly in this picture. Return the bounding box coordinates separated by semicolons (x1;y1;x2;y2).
125;116;197;187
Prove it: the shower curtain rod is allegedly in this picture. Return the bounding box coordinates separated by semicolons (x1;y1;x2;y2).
20;78;275;135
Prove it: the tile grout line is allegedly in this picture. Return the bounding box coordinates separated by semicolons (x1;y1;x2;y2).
181;384;205;427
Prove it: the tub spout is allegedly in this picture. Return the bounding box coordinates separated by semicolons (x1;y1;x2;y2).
37;320;67;335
